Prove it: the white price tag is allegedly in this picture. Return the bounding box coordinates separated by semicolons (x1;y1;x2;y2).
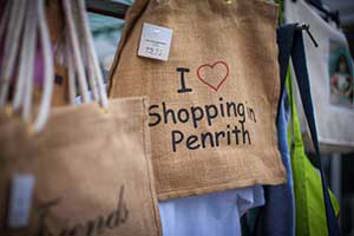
7;174;35;228
138;23;173;61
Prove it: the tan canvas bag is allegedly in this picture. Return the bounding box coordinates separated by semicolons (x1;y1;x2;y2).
109;0;286;200
0;98;161;236
0;1;161;235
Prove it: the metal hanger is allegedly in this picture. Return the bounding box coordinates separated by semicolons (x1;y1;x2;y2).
296;24;319;48
86;0;129;19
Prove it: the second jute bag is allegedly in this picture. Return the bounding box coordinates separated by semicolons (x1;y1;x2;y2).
0;0;161;234
0;98;161;236
109;0;286;199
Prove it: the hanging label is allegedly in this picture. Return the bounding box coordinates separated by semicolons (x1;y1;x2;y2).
138;23;173;61
7;174;35;228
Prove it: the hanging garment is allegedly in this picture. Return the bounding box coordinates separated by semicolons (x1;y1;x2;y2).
281;24;340;236
159;186;264;236
288;70;340;236
109;0;286;200
254;24;297;236
256;93;295;236
285;0;354;153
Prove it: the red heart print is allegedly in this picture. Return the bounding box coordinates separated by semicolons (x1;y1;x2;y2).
196;61;230;92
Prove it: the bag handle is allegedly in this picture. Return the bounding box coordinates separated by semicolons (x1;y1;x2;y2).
63;0;108;108
37;0;108;128
32;0;55;131
5;0;54;132
76;1;99;103
12;0;37;114
1;0;106;131
23;0;38;123
14;0;55;131
62;0;90;103
0;0;11;43
278;24;341;236
62;0;108;109
65;33;77;105
76;0;108;109
276;24;296;123
0;0;26;107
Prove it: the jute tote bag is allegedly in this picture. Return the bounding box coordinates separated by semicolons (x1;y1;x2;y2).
109;0;286;199
0;1;161;235
0;98;161;236
285;0;354;153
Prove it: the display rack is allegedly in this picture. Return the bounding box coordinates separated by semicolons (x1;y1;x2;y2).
86;0;129;19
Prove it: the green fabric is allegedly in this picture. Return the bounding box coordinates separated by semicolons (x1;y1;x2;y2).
286;71;340;236
275;0;285;23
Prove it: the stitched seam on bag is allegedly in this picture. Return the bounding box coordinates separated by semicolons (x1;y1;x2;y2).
158;175;285;200
142;97;162;236
269;6;286;180
108;0;150;97
254;0;278;9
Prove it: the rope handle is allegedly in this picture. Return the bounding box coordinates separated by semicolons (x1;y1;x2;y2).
76;0;108;109
0;0;26;107
63;0;90;103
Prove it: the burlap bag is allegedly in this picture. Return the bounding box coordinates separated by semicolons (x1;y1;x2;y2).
109;0;286;200
0;98;161;236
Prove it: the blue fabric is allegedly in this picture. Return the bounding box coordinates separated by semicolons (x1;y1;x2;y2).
255;25;296;236
255;90;295;236
159;186;265;236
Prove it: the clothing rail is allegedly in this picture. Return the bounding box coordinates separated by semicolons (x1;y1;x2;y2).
86;0;129;19
86;0;340;27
